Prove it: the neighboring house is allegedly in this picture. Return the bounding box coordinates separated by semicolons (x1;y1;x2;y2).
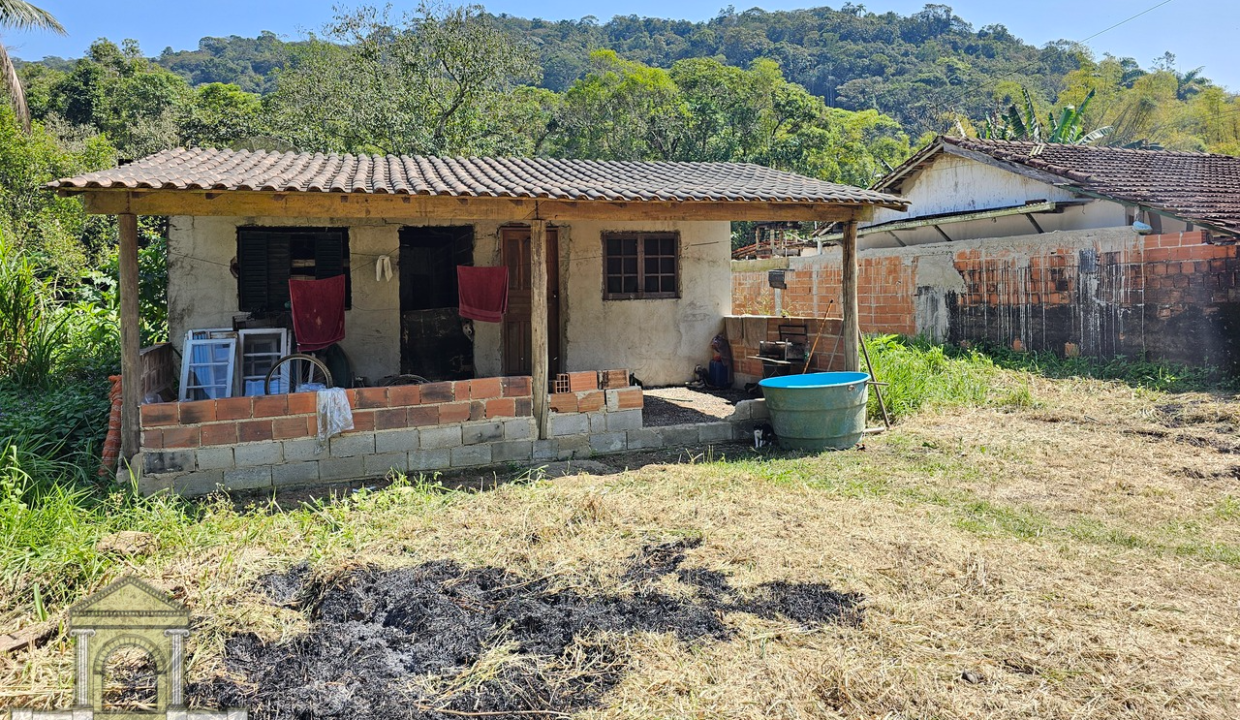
53;148;904;494
733;136;1240;367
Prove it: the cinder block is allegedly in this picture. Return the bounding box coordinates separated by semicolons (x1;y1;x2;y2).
589;432;627;453
736;398;769;421
461;421;504;445
409;448;451;472
551;412;589;437
363;452;409;477
420;425;463;449
319;455;365;482
606;409;643;432
532;439;557;462
503;417;535;441
233;441;283;467
626;427;662;450
698;422;733;443
329;433;375;458
605;389;623;412
586;412;607;433
283;437;324;462
555;434;591;459
376;428;420;454
174;471;225;497
660;425;699;447
451;444;492;468
491;440;533;462
136;471;175;496
195;446;235;471
222;466;272;491
144;450;196;474
272;461;320;487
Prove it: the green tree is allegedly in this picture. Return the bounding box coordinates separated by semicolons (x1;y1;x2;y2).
177;82;262;148
266;3;538;156
0;0;64;131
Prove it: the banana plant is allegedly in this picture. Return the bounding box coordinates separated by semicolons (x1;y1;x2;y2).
979;87;1111;145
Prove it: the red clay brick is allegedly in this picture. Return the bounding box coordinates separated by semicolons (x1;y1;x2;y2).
439;402;470;424
549;393;578;413
201;422;239;446
349;410;376;433
419;381;455;404
177;400;216;424
375;407;407;430
252;395;288;418
273;415;313;439
215;396;253;421
616;388;643;410
469;377;502;399
141;429;163;450
388;384;421;407
355;387;389;409
407;405;439;426
238;420;273;443
514;398;533;417
162;426;201;449
577;390;605;413
501;376;532;397
287;392;316;415
567;371;597;392
454;381;471;401
485;397;516;418
140;403;178;427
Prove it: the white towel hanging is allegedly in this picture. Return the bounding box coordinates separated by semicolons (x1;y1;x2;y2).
375;255;393;282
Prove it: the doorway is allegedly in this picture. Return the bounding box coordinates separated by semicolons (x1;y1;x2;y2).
399;226;474;381
501;226;561;377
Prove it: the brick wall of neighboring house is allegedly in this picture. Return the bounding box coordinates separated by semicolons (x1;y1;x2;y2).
731;229;1240;368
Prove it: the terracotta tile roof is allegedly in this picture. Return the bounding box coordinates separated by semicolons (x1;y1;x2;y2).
888;137;1240;234
52;147;907;208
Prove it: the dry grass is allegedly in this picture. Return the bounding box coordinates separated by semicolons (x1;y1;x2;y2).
4;372;1240;718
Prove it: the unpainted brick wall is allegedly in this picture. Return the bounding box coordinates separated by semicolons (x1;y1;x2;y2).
732;231;1240;367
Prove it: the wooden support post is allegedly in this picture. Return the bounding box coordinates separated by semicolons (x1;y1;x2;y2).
119;213;142;461
841;219;860;373
530;219;550;440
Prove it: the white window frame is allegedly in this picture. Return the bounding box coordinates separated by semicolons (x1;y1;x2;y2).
179;338;238;402
238;328;290;396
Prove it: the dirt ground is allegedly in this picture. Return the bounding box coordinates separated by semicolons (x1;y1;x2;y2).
5;374;1240;719
641;385;752;426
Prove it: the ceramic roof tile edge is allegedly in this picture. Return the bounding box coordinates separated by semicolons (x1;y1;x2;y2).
50;147;909;209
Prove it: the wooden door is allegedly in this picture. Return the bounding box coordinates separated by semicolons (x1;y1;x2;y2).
502;226;560;377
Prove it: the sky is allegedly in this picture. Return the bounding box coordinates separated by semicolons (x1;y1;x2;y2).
7;0;1240;90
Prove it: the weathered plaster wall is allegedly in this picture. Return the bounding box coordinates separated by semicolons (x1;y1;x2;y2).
559;220;732;386
169;217;730;386
733;229;1240;368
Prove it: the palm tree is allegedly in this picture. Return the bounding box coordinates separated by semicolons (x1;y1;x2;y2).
0;0;65;132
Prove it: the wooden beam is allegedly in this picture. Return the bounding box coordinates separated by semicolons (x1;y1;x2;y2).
71;189;884;223
118;213;142;463
932;224;953;243
841;220;860;374
530;219;550;440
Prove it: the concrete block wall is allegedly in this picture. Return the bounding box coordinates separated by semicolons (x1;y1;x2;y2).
732;230;1240;368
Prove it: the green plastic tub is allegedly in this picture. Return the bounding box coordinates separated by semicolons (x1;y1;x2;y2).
758;371;870;450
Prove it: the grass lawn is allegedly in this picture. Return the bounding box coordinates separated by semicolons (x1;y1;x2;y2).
3;348;1240;718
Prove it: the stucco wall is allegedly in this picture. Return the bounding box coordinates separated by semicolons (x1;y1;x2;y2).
558;220;731;386
167;217;730;387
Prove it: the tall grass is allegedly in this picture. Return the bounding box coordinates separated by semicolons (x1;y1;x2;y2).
862;334;1009;421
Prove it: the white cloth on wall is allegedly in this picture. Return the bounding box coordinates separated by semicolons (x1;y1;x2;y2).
316;387;354;444
375;255;393;282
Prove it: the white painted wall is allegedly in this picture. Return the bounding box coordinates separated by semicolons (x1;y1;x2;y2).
167;216;730;388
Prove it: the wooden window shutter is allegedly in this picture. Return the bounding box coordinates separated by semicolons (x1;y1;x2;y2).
237;230;271;313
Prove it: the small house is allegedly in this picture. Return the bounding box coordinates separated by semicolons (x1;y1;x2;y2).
54;149;905;494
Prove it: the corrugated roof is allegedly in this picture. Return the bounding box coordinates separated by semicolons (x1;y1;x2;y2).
881;137;1240;234
52;147;908;208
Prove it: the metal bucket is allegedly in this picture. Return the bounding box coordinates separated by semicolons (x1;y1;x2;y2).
758;372;870;450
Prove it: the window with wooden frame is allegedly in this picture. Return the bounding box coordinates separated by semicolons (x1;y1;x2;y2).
602;232;679;300
236;227;351;314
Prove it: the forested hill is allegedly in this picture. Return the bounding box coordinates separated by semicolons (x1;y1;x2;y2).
104;4;1087;135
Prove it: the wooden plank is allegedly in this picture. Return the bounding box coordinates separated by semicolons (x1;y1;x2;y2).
119;213;142;461
841;220;860;373
74;190;879;223
530;220;550;440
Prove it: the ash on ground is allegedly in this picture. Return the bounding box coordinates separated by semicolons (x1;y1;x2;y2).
192;539;862;719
